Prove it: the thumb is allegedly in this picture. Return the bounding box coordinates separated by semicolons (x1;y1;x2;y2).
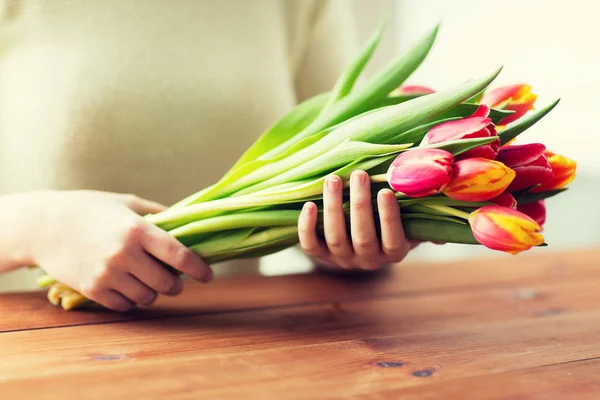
120;194;167;215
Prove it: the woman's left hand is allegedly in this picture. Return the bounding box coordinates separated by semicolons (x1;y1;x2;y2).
298;170;419;271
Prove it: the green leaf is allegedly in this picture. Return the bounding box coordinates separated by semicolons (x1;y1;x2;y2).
499;99;560;145
437;103;514;125
148;153;397;230
403;219;479;244
260;24;441;159
320;19;387;113
400;213;466;224
169;210;301;239
376;94;423;107
383;117;461;145
233;140;412;196
516;188;568;205
229;92;329;171
216;68;502;197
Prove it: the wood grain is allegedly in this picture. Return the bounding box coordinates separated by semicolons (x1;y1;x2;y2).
0;248;599;399
1;247;597;332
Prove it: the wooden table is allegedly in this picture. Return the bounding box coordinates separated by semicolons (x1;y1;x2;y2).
1;248;600;399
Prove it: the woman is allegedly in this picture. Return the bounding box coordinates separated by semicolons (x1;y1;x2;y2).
0;0;415;311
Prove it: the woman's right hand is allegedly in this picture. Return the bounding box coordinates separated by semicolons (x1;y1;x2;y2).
26;190;213;312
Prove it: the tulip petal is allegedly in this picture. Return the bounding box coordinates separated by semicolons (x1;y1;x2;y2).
490;192;517;209
531;152;577;192
426;117;493;144
496;143;546;167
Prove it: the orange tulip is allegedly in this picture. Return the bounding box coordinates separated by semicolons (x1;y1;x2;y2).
469;205;544;254
530;151;576;192
442;158;516;202
481;84;537;125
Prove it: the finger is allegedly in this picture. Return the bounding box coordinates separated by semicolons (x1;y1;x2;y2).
88;288;135;313
349;171;379;258
141;223;213;282
323;175;353;258
298;202;328;259
121;194;167;215
378;189;409;260
112;272;158;306
128;249;184;295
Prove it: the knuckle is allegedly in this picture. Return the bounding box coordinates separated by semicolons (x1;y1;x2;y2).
155;274;177;293
172;246;193;269
303;247;323;258
104;249;128;269
326;238;346;250
81;284;102;300
352;237;375;252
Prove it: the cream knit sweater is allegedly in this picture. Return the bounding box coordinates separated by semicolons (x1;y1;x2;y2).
0;0;357;290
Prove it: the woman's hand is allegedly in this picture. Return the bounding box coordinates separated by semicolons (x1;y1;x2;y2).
24;191;212;311
298;171;418;271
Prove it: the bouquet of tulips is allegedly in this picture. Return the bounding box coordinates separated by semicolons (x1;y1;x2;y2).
42;22;576;310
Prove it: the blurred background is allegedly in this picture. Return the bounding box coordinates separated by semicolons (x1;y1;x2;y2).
261;0;600;274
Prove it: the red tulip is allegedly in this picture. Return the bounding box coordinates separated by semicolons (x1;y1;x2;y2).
394;85;435;95
481;84;537;125
495;143;553;192
424;105;500;160
469;205;544;254
386;148;453;198
442;158;515;202
517;200;546;226
530;151;576;192
490;192;517;209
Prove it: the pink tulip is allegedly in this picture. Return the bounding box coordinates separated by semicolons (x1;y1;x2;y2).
386;148;453;198
495;143;553;192
424;105;500;160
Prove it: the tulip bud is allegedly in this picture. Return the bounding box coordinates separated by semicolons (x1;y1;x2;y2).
442;158;516;202
495;143;553;192
469;205;544;254
424;105;500;160
387;148;453;198
530;151;576;192
481;84;537;125
517;200;546;226
394;85;435;96
490;192;517;209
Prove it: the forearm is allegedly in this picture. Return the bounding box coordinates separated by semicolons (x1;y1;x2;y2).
0;192;40;273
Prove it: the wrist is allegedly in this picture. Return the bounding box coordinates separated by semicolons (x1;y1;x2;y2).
0;190;57;270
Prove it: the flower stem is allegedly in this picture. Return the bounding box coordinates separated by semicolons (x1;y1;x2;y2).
370;174;388;183
422;204;472;220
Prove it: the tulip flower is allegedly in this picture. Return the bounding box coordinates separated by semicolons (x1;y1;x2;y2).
517;200;546;226
495;143;553;192
490;192;517;209
387;148;453;198
442;158;516;202
469;205;544;254
394;85;435;95
481;84;537;125
424;105;500;160
530;151;576;192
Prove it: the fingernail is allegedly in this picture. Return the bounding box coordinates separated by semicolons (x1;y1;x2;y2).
353;171;366;185
327;176;340;190
302;202;314;214
201;269;214;283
